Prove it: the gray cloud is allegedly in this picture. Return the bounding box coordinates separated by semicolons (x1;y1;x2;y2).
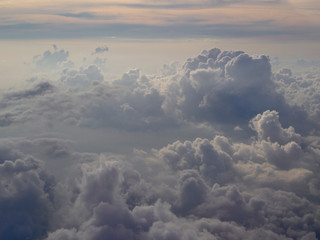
4;82;54;101
58;12;97;19
32;45;73;69
92;46;109;55
2;48;320;137
0;144;55;239
0;47;320;239
60;65;104;88
2;22;320;40
274;68;320;124
2;48;319;137
110;0;283;10
159;48;317;135
40;123;320;239
249;110;302;145
0;110;319;239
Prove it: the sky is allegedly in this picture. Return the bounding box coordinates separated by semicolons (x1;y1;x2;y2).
1;1;320;240
1;0;320;39
1;0;320;89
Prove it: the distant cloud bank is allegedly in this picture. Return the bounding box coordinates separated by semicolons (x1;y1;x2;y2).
1;0;320;40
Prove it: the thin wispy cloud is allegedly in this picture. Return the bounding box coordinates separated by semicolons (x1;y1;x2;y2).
57;12;98;19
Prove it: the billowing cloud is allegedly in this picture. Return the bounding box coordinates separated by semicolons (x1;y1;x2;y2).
0;141;55;240
2;47;319;136
1;48;320;239
274;68;320;123
2;114;317;240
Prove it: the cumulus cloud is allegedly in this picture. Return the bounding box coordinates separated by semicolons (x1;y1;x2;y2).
13;121;317;240
3;47;319;135
1;47;320;239
1;112;320;239
249;110;301;145
60;65;104;88
159;48;316;134
33;45;73;69
274;68;320;124
0;142;55;239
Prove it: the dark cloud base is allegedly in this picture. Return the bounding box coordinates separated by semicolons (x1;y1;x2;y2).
0;47;320;240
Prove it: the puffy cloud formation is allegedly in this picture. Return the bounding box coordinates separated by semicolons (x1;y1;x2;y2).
249;110;301;145
33;45;73;69
4;47;318;135
158;48;314;134
2;114;319;240
1;48;320;239
60;65;104;88
0;140;55;240
274;68;320;123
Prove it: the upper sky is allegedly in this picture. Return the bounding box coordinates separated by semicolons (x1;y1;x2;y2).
1;0;320;40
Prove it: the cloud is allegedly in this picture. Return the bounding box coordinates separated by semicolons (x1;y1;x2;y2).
92;46;109;55
2;47;319;137
274;68;320;123
33;45;73;69
58;12;97;19
2;21;320;40
1;47;319;138
1;47;320;239
41;125;320;239
117;0;283;9
157;137;234;185
1;110;320;239
158;48;317;135
249;110;302;145
93;57;107;70
0;142;55;240
60;65;104;88
1;0;320;41
4;82;54;101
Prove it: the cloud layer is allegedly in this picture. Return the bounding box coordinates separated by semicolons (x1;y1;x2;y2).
1;0;320;40
0;47;320;239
